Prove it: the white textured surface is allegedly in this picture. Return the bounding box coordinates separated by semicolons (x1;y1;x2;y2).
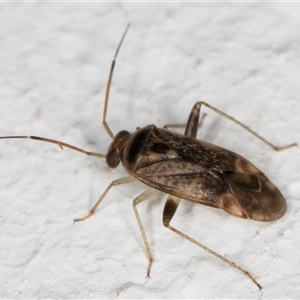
0;3;300;299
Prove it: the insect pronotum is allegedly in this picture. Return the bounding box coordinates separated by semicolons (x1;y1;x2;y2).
0;24;296;290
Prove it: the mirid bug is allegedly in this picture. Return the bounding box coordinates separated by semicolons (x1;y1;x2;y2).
0;24;296;290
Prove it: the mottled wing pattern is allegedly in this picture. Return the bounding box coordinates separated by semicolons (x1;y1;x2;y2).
223;163;286;221
133;126;286;221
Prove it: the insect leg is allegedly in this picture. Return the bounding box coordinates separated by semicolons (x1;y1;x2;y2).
163;204;262;289
163;114;207;135
192;101;297;150
74;175;137;222
133;187;159;277
162;195;181;225
161;112;262;289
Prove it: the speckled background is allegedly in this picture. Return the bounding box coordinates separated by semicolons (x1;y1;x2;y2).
0;2;299;298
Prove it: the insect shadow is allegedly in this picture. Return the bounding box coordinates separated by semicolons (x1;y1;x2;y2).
0;24;297;290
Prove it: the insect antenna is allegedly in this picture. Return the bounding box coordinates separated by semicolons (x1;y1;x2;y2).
102;23;131;140
0;24;131;158
0;135;105;158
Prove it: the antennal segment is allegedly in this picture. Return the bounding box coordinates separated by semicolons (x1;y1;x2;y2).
0;136;105;158
102;23;131;140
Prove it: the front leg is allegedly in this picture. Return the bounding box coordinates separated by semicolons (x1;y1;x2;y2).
133;187;159;277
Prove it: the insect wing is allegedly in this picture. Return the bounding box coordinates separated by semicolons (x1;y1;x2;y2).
223;167;286;221
131;126;286;221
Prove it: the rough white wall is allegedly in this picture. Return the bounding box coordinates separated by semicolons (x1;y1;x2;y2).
0;2;299;298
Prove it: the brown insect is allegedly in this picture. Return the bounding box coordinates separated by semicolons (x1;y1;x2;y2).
0;24;296;290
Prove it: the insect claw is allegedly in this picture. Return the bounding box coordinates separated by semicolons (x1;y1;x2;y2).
251;277;262;290
146;260;153;278
73;213;93;223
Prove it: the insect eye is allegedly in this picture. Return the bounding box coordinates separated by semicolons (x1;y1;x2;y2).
115;130;130;140
105;131;130;168
106;148;120;168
